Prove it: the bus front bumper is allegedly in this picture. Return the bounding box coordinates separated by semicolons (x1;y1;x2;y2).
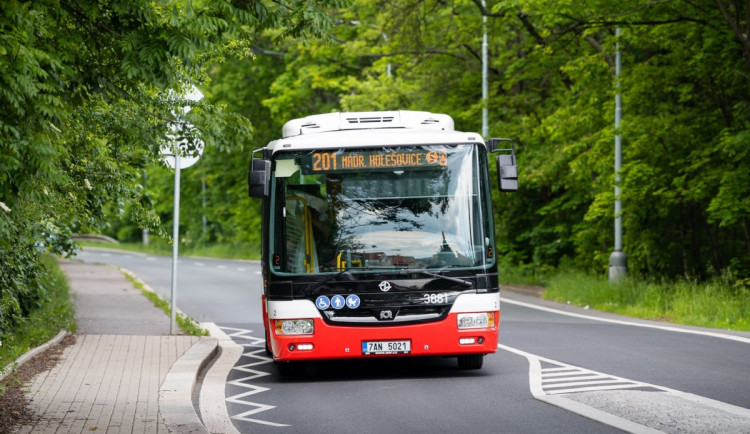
269;311;499;362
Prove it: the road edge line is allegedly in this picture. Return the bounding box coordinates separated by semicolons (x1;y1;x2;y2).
499;296;750;345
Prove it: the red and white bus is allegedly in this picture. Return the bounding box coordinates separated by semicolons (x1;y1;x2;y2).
248;111;517;373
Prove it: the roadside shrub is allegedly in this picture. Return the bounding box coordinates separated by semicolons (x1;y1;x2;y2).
0;242;46;345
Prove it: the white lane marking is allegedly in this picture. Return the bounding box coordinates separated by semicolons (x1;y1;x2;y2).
218;265;227;269
507;345;657;396
499;296;750;345
220;326;290;428
146;256;157;261
254;271;262;275
543;374;607;383
237;267;246;272
499;343;750;432
194;262;205;267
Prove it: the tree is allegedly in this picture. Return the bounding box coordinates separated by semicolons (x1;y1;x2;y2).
0;0;340;341
228;0;750;280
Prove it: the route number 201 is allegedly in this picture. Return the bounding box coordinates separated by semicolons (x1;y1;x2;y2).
422;293;447;304
312;152;337;171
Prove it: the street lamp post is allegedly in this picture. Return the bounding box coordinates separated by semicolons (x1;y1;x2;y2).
608;28;627;281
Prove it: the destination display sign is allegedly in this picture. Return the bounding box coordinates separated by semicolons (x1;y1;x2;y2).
299;148;448;174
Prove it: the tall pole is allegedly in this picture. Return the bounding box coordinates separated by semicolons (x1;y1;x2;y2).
609;28;627;281
382;32;391;77
142;170;150;246
170;150;181;333
201;177;207;236
481;0;488;138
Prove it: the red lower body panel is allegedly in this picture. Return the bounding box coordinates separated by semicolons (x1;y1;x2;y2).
269;312;499;362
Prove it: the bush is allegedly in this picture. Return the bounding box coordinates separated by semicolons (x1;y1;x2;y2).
0;254;75;370
0;243;46;342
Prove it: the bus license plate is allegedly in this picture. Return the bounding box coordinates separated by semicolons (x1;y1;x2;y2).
362;340;411;355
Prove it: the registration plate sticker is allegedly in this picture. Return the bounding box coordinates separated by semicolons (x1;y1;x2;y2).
362;340;411;355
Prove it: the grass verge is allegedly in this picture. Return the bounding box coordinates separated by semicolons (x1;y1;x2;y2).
542;271;750;331
120;270;208;337
77;240;259;260
0;255;76;379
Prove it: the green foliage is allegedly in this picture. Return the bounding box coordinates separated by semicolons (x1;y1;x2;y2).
0;0;338;343
0;256;76;373
225;0;749;282
27;0;747;298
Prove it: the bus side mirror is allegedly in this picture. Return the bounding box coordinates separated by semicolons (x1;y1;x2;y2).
248;158;271;198
496;154;518;192
487;138;518;192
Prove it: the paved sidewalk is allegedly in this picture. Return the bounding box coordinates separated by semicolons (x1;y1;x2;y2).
12;260;217;433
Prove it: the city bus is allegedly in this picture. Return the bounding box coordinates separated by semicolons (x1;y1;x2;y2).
248;111;517;373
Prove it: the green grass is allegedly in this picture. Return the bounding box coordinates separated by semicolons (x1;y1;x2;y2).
120;271;208;337
542;271;750;331
77;240;260;260
0;255;76;376
497;262;551;286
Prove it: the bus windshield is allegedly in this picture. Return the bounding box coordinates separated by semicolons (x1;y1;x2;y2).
269;145;494;275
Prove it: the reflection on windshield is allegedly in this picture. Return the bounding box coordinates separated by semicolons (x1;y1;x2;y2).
270;145;492;274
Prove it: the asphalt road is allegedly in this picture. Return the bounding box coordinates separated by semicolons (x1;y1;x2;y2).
75;247;750;433
74;247;262;323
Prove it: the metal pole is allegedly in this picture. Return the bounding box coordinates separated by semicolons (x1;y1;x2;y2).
382;32;391;77
614;28;622;253
142;171;150;246
609;28;627;281
201;177;207;236
170;151;180;333
481;0;488;138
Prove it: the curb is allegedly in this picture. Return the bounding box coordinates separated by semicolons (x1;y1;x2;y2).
119;265;220;432
199;322;243;434
159;337;219;433
0;329;69;382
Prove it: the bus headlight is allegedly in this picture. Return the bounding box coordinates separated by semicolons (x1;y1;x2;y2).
275;319;314;335
457;313;494;329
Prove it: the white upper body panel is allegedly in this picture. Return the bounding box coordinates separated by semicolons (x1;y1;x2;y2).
267;111;483;153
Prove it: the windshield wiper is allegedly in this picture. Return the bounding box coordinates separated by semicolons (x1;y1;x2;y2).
399;268;473;287
303;265;414;295
303;268;354;296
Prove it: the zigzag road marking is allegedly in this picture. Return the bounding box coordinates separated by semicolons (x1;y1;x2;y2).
222;326;266;345
220;326;290;428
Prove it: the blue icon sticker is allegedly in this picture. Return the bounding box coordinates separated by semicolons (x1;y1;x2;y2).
346;294;361;309
315;296;331;310
331;295;346;310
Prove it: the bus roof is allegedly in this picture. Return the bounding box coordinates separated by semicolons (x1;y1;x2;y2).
268;111;484;153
